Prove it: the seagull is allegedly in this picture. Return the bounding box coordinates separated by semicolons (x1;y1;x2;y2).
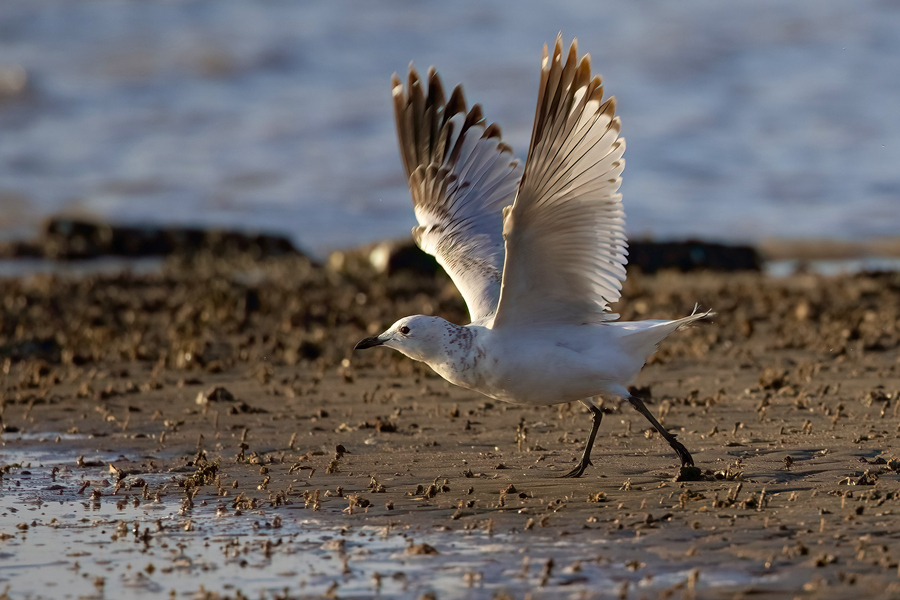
355;35;713;477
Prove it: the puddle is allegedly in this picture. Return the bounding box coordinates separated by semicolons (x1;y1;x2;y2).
2;433;95;443
0;448;797;599
766;256;900;277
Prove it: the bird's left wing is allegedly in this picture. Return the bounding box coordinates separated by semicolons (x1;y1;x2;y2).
493;36;628;329
393;67;523;323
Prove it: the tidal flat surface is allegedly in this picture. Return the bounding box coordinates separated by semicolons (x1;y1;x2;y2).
1;255;900;598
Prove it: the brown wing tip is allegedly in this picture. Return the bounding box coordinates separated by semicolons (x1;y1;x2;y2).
543;35;590;73
594;99;619;132
483;122;502;139
611;115;623;136
446;84;468;119
426;68;446;109
391;73;403;96
542;34;574;75
553;35;564;63
574;55;592;90
579;52;591;72
567;38;578;65
462;103;485;130
406;66;422;93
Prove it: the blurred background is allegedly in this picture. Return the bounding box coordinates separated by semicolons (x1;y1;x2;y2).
0;0;898;256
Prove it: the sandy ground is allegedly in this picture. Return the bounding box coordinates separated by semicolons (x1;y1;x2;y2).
1;251;900;599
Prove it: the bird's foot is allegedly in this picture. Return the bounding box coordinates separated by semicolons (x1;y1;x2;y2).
672;440;694;467
559;458;593;478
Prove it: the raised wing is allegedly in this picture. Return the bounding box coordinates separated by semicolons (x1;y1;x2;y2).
393;67;523;323
493;36;628;328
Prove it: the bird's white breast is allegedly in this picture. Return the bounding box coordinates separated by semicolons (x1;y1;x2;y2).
429;324;642;406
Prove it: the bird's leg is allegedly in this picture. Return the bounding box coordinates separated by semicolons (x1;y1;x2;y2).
627;395;694;466
560;399;604;478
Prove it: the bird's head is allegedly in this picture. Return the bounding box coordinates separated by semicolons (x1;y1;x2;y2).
354;315;450;363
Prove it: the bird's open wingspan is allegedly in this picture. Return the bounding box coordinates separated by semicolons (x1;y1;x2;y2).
392;67;523;324
493;36;628;328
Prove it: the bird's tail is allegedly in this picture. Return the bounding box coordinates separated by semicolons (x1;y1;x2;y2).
614;304;715;361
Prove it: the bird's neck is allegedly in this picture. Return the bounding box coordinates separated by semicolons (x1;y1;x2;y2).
425;323;486;390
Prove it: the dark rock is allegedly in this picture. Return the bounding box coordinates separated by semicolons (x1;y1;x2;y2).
0;338;61;363
379;242;440;276
675;466;704;482
197;386;236;404
628;240;761;273
330;240;440;278
0;218;303;260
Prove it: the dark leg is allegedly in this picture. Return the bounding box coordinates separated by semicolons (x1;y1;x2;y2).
560;401;604;478
627;395;694;466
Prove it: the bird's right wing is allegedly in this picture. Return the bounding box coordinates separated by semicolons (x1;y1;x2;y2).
393;67;523;324
493;36;628;329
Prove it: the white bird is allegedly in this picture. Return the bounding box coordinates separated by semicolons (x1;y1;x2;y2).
356;35;713;477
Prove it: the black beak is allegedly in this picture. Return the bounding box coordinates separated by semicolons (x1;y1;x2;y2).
354;335;385;350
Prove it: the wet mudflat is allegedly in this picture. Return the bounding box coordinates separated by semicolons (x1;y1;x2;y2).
1;252;900;599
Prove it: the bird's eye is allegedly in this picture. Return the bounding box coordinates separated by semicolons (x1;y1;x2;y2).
399;326;410;335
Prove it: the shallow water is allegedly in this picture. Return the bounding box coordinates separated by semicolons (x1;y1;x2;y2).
0;443;792;599
765;256;900;277
1;0;899;253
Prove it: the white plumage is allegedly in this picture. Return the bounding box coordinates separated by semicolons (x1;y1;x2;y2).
357;35;714;477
